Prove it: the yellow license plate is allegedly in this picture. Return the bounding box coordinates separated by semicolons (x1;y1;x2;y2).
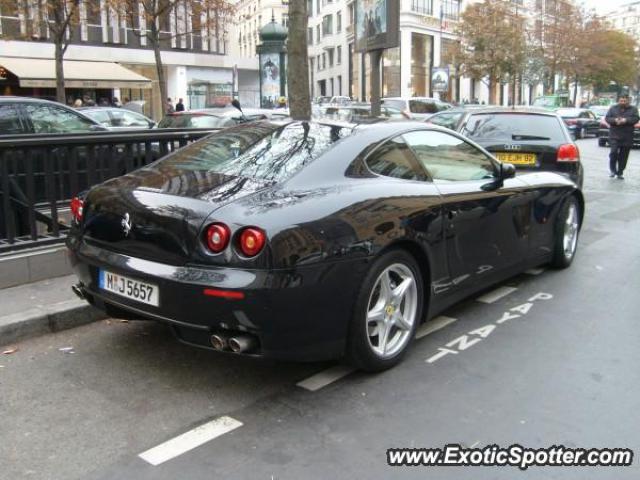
495;152;537;165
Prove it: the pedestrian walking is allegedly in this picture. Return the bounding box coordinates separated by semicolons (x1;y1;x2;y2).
165;98;175;114
175;98;185;112
605;94;639;179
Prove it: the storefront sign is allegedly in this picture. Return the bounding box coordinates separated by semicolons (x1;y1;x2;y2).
431;67;449;93
19;79;151;89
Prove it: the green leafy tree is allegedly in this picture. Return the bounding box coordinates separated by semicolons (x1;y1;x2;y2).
451;1;525;104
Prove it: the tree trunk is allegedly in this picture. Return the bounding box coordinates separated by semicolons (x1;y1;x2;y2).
573;75;579;106
488;76;498;105
286;0;310;120
149;22;168;115
370;50;382;116
54;41;66;104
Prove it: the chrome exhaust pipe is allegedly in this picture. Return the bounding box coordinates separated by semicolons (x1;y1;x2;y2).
71;284;85;300
228;334;257;353
210;333;230;351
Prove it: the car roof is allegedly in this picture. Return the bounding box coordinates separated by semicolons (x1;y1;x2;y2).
442;106;558;116
0;96;67;105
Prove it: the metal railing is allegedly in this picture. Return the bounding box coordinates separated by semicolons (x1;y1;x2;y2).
0;128;220;254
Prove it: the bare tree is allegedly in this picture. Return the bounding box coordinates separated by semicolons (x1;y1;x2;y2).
286;0;310;120
108;0;234;112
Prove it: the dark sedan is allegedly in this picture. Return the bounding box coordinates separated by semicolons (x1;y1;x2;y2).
427;107;583;187
67;120;583;371
555;108;600;139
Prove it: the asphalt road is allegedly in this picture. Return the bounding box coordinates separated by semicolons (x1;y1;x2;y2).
1;137;639;480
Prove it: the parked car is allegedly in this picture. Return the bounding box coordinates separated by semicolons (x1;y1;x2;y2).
329;96;352;106
316;103;408;122
555;108;600;139
67;119;583;371
597;118;640;147
382;97;452;120
589;105;611;120
157;108;288;129
426;107;583;187
0;96;106;135
78;107;156;131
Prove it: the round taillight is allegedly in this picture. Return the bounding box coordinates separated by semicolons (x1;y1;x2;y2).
557;143;580;163
238;227;266;257
205;223;231;253
70;196;84;223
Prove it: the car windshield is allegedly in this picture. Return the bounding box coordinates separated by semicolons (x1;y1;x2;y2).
158;114;224;128
463;113;566;142
156;122;352;183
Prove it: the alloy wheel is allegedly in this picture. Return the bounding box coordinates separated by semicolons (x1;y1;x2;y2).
365;263;418;359
563;203;579;260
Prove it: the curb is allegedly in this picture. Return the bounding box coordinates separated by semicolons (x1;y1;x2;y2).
0;299;107;347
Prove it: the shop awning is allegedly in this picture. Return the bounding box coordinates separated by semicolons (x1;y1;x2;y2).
0;57;152;89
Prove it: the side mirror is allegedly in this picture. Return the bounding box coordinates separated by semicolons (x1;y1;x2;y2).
148;121;156;129
231;99;242;112
500;163;516;180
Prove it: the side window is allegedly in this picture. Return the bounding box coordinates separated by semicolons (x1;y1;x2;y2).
88;110;112;127
112;110;150;127
365;136;425;181
26;105;96;133
0;104;24;134
403;130;496;182
427;112;462;130
579;111;589;119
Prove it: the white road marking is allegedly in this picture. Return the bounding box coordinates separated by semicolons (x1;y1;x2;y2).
415;316;457;339
525;268;545;275
476;286;518;304
138;416;243;466
296;365;355;391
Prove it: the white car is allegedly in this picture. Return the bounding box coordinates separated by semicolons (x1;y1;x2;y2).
382;97;452;120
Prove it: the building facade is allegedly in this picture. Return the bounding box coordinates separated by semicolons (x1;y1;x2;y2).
0;0;258;118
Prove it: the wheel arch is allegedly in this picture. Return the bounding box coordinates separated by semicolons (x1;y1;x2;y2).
377;239;432;321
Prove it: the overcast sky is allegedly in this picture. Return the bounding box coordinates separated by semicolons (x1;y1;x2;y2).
579;0;633;15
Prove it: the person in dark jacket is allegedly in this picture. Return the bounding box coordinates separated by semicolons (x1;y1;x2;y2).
605;94;639;179
175;98;185;112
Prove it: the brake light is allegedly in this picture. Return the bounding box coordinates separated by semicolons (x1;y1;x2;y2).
205;223;231;253
557;144;580;163
70;196;84;223
565;119;578;125
237;227;266;257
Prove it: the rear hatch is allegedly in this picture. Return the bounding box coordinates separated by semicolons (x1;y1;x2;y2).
461;112;575;175
82;169;272;265
80;121;352;264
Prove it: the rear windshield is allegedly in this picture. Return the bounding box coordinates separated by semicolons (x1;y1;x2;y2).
409;100;449;114
158;114;224;128
156;122;352;183
463;113;566;142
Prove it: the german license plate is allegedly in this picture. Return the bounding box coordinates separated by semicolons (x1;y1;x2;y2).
495;152;537;165
99;270;159;307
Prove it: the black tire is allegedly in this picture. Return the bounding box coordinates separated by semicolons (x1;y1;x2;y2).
550;196;581;269
577;127;585;139
598;138;607;147
346;249;424;372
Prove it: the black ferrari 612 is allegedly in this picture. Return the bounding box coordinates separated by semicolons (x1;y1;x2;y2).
67;119;583;371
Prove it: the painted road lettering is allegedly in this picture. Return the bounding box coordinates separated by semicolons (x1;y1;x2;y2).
426;292;553;364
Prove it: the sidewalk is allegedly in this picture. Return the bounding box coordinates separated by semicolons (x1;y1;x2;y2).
0;275;106;347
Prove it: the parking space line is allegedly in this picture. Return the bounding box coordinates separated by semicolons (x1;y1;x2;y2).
415;316;457;339
138;416;243;466
525;268;545;276
296;365;355;392
476;286;518;304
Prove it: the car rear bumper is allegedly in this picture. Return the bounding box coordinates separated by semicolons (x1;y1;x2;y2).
67;241;371;361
